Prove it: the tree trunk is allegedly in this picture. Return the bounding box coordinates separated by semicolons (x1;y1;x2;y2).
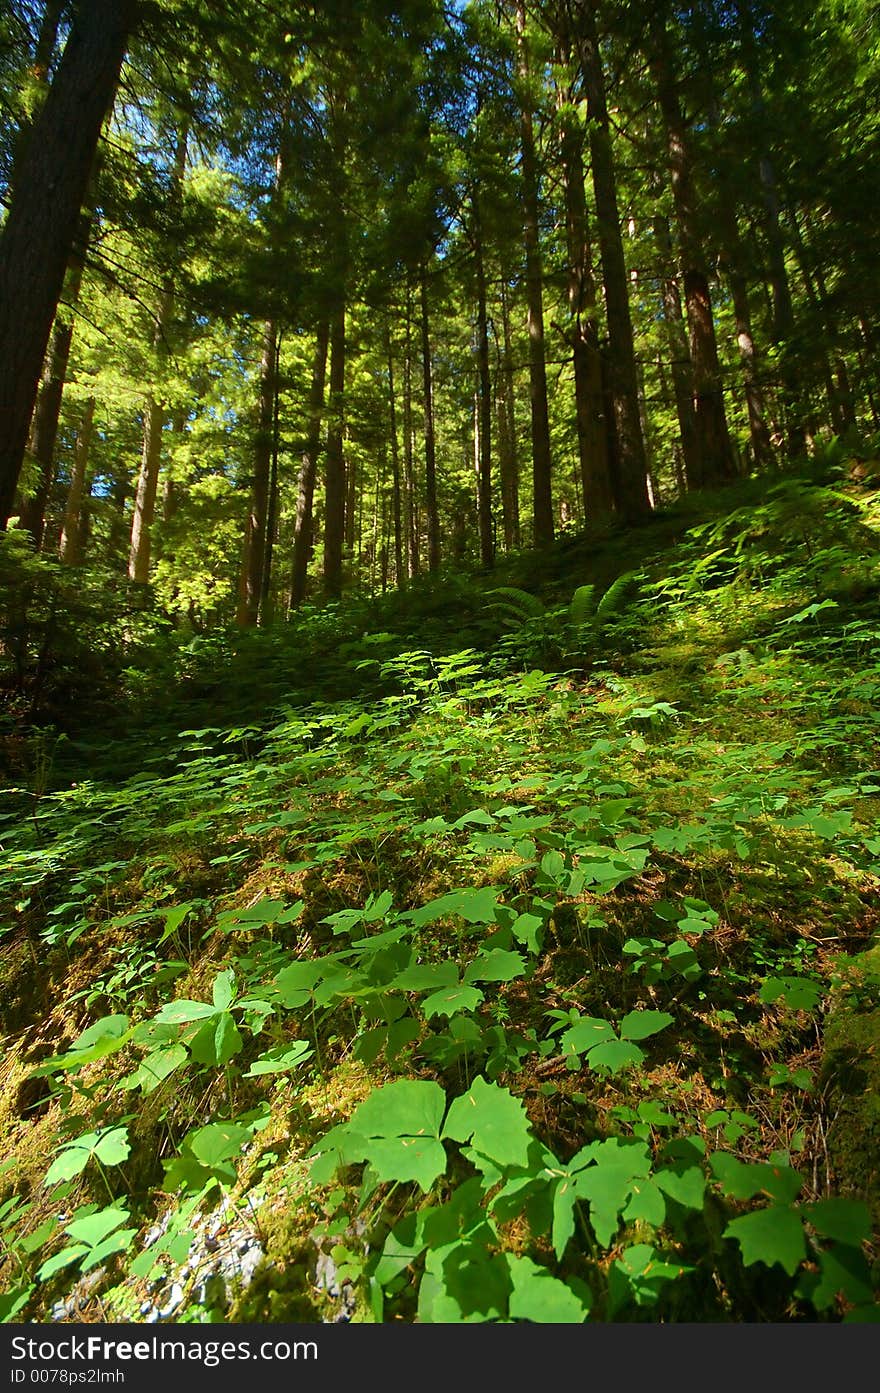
472;197;494;569
289;321;329;611
403;286;419;577
517;0;554;546
727;260;773;468
497;280;521;548
18;317;73;547
128;121;188;584
260;332;283;624
59;395;95;565
323;301;347;598
649;10;735;487
419;263;441;572
385;324;405;587
653;215;701;489
236;318;277;622
0;0;138;529
572;0;651;521
557;81;613;521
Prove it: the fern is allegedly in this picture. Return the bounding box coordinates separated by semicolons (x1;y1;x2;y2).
486;586;547;625
594;570;639;628
568;584;597;632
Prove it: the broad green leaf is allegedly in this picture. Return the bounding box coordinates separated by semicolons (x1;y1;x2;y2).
189;1012;241;1066
510;911;544;954
410;887;503;927
92;1128;130;1168
362;890;394;921
155;999;218;1025
213;1011;243;1065
442;1076;531;1169
374;1217;425;1285
65;1206;129;1247
623;1178;666;1228
0;1287;32;1321
803;1242;875;1312
552;1177;577;1260
560;1016;616;1056
759;976;822;1012
274;960;325;1004
802;1199;872;1246
392;961;459;992
711;1153;803;1204
575;1167;635;1248
423;984;484;1019
724;1205;807;1275
189;1122;251;1168
655;1165;706;1212
506;1254;589;1323
71;1016;130;1051
81;1229;137;1273
586;1040;645;1074
352;1080;446;1141
360;1136;447;1192
36;1245;88;1281
44;1147;91;1185
212;969;236;1010
245;1041;313;1076
619;1010;674;1041
463;949;526;984
159;903;193;943
120;1044;187;1094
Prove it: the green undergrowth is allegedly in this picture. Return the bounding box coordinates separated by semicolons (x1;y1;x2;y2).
1;470;879;1324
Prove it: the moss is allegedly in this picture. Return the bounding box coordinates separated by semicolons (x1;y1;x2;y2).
821;953;880;1229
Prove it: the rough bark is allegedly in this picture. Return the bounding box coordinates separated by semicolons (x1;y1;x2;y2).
472;197;494;568
403;287;419;577
288;321;330;611
323;301;347;598
517;0;554;546
572;0;651;521
653;215;700;488
128;122;188;584
649;11;735;487
0;0;139;528
59;395;95;566
557;84;614;520
236;319;277;623
497;280;521;549
419;263;441;572
385;325;404;587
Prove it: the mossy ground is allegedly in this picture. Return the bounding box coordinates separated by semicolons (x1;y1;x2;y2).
2;472;880;1322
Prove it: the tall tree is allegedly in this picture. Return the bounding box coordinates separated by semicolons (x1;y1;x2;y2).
648;6;736;487
516;0;555;545
0;0;140;529
569;0;651;520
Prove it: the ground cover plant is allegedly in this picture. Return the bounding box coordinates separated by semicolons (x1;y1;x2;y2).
1;470;878;1325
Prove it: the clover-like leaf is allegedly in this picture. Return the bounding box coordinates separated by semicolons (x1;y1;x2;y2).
724;1204;807;1275
245;1040;313;1077
619;1009;674;1041
463;949;526;984
506;1255;589;1323
587;1040;645;1075
442;1076;532;1169
423;984;484;1019
560;1016;616;1057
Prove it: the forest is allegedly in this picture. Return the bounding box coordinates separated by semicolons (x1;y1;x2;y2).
0;0;879;1328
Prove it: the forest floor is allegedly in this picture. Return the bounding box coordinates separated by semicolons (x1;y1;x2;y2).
1;464;879;1324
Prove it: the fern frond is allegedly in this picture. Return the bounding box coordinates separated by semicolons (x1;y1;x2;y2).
594;570;639;626
568;584;597;632
485;586;546;623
